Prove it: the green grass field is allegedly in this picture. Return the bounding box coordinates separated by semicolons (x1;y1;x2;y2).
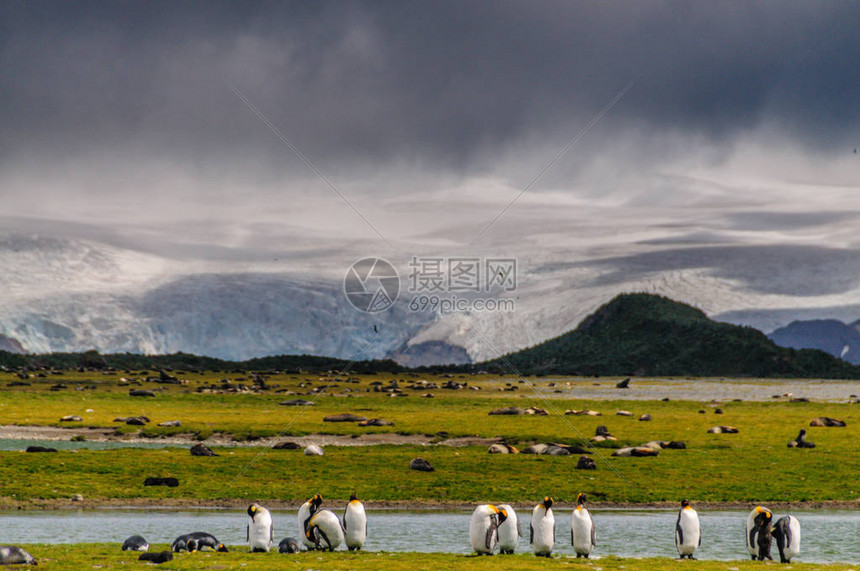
1;371;859;506
13;545;857;571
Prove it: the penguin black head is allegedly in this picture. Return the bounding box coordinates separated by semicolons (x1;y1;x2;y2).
217;543;228;552
310;494;323;514
497;507;508;525
542;496;553;509
577;493;587;506
681;499;690;508
350;491;358;501
247;504;257;520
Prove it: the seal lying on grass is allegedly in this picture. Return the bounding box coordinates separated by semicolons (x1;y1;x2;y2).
0;546;37;565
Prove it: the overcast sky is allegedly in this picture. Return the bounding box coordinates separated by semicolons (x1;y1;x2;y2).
2;1;859;309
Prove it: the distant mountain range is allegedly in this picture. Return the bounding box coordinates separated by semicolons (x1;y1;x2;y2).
4;293;858;379
769;319;860;365
482;294;860;378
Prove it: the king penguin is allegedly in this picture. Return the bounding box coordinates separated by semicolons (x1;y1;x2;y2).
469;504;508;555
496;504;521;554
772;515;801;563
298;494;323;550
571;493;596;558
746;506;773;560
247;503;274;552
675;499;701;559
306;508;345;551
343;492;367;551
530;496;555;557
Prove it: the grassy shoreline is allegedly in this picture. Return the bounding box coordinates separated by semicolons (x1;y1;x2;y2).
2;372;859;507
11;545;858;571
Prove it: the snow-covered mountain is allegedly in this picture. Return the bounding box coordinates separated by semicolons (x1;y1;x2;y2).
768;319;860;364
2;231;860;364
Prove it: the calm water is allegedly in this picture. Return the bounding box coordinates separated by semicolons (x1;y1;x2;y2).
0;508;856;563
0;438;181;451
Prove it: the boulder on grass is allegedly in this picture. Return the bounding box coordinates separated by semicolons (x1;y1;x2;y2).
576;455;597;470
410;457;434;472
190;444;218;457
144;477;179;487
129;389;156;397
139;551;173;564
26;446;57;453
272;441;301;450
488;407;525;415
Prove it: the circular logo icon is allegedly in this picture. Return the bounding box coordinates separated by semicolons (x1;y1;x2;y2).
344;257;400;313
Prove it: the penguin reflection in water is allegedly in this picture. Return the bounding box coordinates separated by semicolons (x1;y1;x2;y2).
469;504;509;554
530;496;555;557
772;515;801;563
675;499;701;559
746;506;773;561
247;503;274;552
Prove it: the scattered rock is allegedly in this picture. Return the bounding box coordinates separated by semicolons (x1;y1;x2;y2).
665;441;686;449
71;494;84;502
638;414;652;421
790;397;810;403
616;377;631;389
25;446;57;453
809;417;846;427
129;389;155;397
190;444;218;457
616;410;634;416
788;428;815;448
304;444;325;456
707;425;739;434
714;408;724;414
576;455;597;470
488;406;525;415
125;416;149;426
272;441;301;450
59;415;83;422
358;418;394;426
158;420;182;427
139;551;174;564
279;399;314;406
144;477;179;487
410;457;434;472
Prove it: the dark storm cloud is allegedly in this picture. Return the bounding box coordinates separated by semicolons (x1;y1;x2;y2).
725;211;860;231
2;0;858;174
575;245;860;297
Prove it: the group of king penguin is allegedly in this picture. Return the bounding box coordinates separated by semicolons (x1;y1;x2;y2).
470;494;598;557
471;497;801;562
247;493;368;553
120;494;800;561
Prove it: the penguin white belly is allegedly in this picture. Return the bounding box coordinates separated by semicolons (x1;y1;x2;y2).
344;501;367;550
307;510;344;551
530;506;554;555
571;507;595;555
248;508;273;552
469;505;499;554
675;508;700;555
298;502;315;549
496;504;519;553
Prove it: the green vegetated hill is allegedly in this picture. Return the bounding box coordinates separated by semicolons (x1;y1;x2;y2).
483;293;860;378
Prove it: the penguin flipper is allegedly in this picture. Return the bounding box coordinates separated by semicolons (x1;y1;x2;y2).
485;518;498;551
676;515;683;546
529;523;534;544
590;517;596;547
517;520;522;537
246;524;249;542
